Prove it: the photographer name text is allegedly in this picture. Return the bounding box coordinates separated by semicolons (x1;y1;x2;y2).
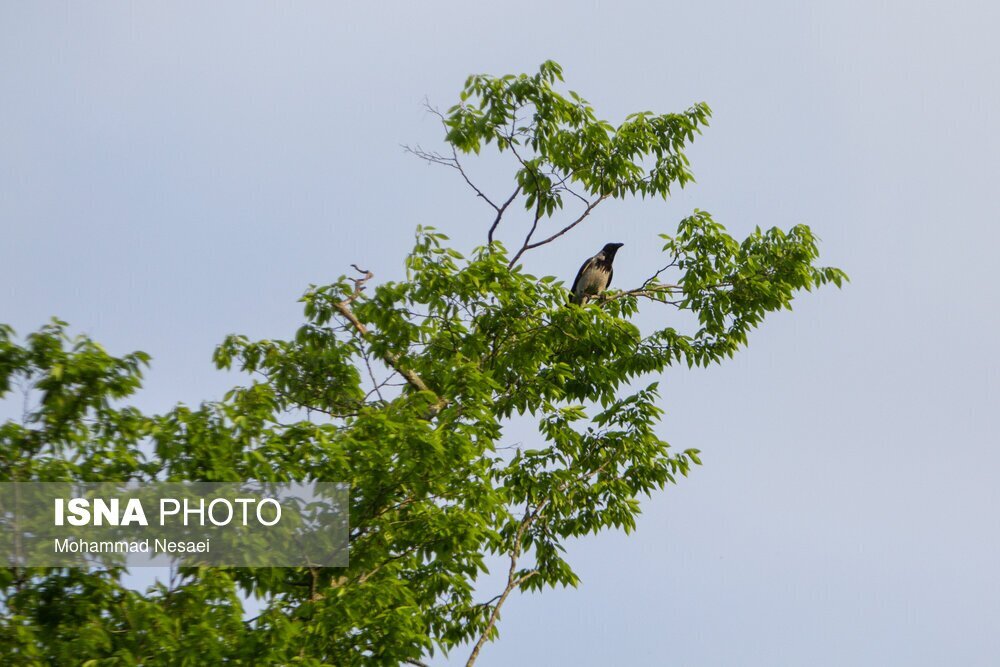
53;537;210;555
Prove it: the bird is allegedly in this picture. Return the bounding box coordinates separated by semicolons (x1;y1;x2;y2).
570;242;624;304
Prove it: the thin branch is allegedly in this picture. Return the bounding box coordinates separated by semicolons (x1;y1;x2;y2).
487;185;522;246
507;195;609;268
598;259;685;305
558;183;589;207
333;266;448;418
465;506;540;667
407;101;503;212
403;144;456;168
641;260;679;288
404;142;524;246
523;195;608;251
450;146;498;209
465;449;619;667
516;203;544;260
599;284;683;308
360;346;387;403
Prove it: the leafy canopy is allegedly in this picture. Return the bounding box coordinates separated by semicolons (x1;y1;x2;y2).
0;61;844;666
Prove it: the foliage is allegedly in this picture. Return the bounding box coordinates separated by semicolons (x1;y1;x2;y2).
0;61;845;666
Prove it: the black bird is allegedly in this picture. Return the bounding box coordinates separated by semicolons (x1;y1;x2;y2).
570;242;624;304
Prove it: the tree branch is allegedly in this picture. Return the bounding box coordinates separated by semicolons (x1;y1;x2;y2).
403;143;498;209
405;143;524;246
507;195;608;268
488;185;522;246
465;507;540;667
514;203;544;263
333;266;448;417
600;260;683;305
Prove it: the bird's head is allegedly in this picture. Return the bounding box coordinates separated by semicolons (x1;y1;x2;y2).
601;242;624;259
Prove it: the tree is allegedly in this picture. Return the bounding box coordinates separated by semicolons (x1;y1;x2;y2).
0;61;845;666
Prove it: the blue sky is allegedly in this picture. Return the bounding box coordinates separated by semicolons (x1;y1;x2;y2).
2;2;999;665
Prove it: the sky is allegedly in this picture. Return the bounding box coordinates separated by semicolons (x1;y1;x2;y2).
2;1;999;665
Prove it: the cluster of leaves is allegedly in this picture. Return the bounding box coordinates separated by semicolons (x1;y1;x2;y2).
447;59;710;209
0;62;844;666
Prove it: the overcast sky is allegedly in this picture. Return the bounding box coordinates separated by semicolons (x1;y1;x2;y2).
2;2;999;665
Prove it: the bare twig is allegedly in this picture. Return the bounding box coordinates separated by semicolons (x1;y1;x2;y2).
450;146;498;209
360;347;387;403
641;260;678;288
559;183;589;207
507;195;609;268
599;259;684;305
403;145;456;168
404;142;523;246
516;204;544;259
487;186;522;246
408;101;503;213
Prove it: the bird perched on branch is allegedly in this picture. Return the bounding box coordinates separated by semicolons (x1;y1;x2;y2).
570;242;624;304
